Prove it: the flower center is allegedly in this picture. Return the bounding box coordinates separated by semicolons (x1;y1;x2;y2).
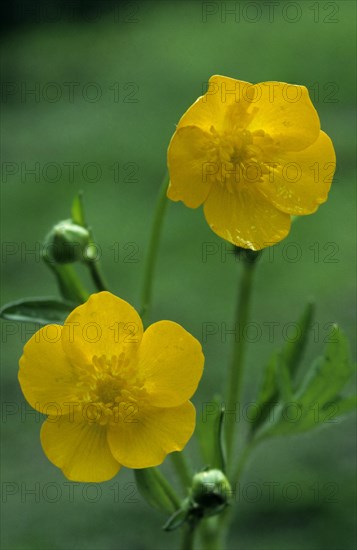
76;353;147;425
96;376;123;404
208;126;276;193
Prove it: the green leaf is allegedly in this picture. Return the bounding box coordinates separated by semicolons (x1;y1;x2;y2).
0;297;75;325
197;396;226;472
283;301;315;378
257;352;279;406
250;302;315;435
249;352;279;433
329;395;357;416
260;327;355;437
276;352;293;403
71;191;86;227
296;327;352;402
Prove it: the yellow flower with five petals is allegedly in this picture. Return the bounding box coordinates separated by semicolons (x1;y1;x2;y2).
167;75;336;250
19;292;204;482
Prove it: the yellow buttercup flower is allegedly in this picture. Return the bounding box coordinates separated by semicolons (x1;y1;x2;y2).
167;75;336;250
19;292;204;482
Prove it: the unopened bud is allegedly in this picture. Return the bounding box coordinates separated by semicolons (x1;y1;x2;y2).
43;219;90;264
191;469;232;516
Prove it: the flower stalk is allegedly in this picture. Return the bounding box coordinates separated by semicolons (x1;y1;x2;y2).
135;467;181;514
181;524;196;550
140;172;169;326
225;251;259;469
86;259;108;292
43;258;90;304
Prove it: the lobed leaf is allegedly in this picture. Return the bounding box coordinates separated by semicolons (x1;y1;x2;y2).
259;327;355;437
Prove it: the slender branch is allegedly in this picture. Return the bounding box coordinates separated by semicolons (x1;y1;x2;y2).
140;172;169;326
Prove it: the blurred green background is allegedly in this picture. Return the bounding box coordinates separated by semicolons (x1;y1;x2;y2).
1;1;356;549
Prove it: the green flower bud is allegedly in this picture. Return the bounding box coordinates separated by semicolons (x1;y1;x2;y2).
191;469;232;516
43;219;90;264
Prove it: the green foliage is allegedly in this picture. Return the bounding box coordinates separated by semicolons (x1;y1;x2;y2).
0;297;75;325
251;302;315;435
256;327;356;439
283;301;316;377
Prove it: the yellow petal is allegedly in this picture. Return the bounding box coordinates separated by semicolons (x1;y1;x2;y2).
177;75;255;133
167;126;215;208
61;291;143;366
19;325;78;414
41;413;120;482
203;184;291;250
258;131;336;215
138;321;204;407
248;82;320;151
108;402;195;468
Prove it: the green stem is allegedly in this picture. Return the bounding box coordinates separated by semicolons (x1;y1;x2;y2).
152;468;181;510
181;524;196;550
45;260;89;304
140;172;169;326
87;260;108;292
170;452;193;491
200;517;223;550
214;436;263;550
225;257;257;470
134;467;181;516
